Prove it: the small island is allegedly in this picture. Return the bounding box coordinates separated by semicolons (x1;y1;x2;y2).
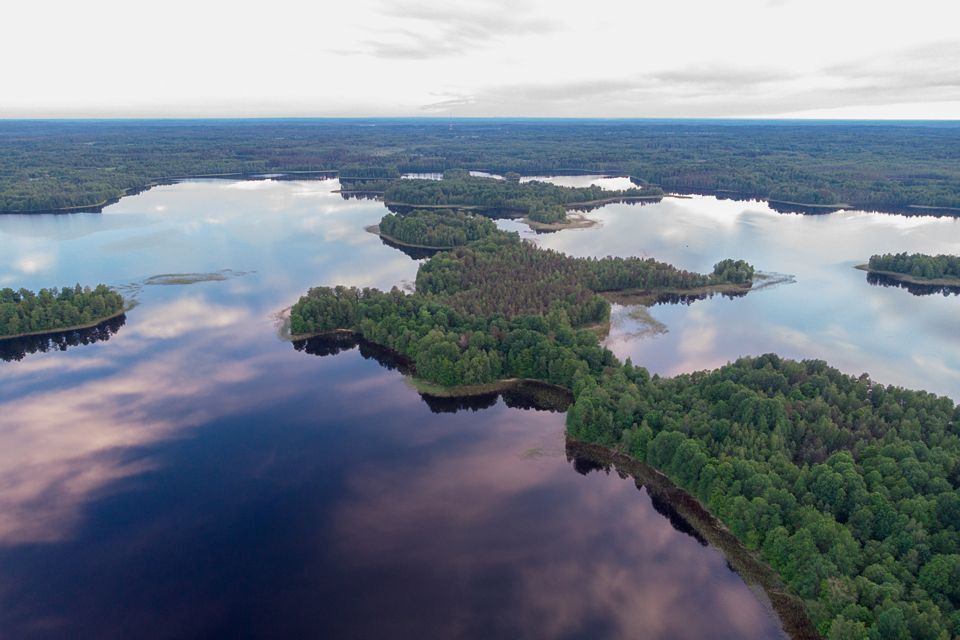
0;285;126;340
369;209;500;250
382;171;664;231
857;252;960;286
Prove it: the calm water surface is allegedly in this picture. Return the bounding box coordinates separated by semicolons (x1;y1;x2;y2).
5;177;958;638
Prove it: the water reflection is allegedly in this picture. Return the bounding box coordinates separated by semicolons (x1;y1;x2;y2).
521;195;960;399
866;271;960;296
0;314;125;362
293;334;570;413
567;448;710;546
16;176;960;637
0;342;785;639
376;233;440;259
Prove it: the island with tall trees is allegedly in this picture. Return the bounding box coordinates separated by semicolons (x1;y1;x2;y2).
860;253;960;286
290;234;960;639
382;172;661;229
0;285;126;339
372;209;501;250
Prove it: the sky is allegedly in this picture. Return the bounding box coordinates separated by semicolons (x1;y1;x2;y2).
2;0;959;119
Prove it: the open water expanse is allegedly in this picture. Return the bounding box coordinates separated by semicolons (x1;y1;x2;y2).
2;176;959;638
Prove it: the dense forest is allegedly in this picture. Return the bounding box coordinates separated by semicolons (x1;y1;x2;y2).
0;285;125;338
382;174;652;223
413;234;751;326
868;253;960;281
291;234;960;639
3;119;960;213
377;209;499;248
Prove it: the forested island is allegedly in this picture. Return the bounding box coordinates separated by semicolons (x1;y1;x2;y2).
0;285;126;339
4;119;960;214
382;172;659;227
291;234;960;639
373;209;500;249
860;253;960;285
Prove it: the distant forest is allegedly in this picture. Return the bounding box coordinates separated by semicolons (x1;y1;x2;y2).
2;119;960;213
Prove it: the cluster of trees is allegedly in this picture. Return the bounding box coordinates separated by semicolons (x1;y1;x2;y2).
382;175;648;220
712;258;756;284
570;355;960;639
292;232;959;638
868;253;960;281
414;234;750;325
378;209;499;248
3;120;960;213
289;285;616;388
0;285;125;338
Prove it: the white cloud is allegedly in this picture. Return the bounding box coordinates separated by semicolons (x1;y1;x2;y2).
0;0;957;118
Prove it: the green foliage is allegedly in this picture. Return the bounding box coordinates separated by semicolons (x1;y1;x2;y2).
2;120;960;213
575;354;960;639
378;209;500;248
868;253;960;280
712;259;755;284
291;201;960;638
0;285;124;337
383;174;651;222
414;234;744;326
290;284;613;390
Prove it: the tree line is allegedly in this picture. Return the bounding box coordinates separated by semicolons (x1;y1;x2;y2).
381;174;651;222
378;209;499;248
3;120;960;213
0;285;125;338
413;234;751;325
868;253;960;281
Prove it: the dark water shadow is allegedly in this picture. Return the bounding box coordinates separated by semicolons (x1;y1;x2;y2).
866;272;960;297
649;290;749;306
0;314;126;362
421;382;571;414
564;444;707;546
377;235;443;260
293;334;571;413
293;333;414;376
338;191;384;201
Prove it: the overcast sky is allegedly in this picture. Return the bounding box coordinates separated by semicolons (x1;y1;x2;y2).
3;0;959;119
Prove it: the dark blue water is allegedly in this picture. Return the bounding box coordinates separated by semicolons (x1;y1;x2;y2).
16;176;958;638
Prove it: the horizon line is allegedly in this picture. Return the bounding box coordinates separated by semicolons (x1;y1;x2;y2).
2;115;960;123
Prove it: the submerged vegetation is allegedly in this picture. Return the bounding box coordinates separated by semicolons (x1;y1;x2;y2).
5;119;960;214
0;285;125;339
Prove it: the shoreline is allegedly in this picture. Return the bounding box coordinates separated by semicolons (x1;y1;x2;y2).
0;170;339;215
0;309;128;342
364;224;458;251
410;377;573;400
2;164;959;217
602;281;752;305
566;440;818;640
522;212;598;232
287;323;819;640
855;264;960;287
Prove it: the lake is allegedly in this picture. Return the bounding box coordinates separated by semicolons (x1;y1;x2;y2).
2;177;959;638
